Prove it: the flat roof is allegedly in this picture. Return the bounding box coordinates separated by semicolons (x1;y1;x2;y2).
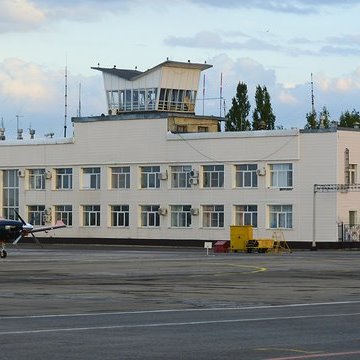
91;60;212;81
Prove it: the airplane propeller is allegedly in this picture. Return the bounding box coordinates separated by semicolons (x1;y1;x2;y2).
13;210;42;246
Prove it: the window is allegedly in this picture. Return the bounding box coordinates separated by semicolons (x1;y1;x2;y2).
55;168;73;190
203;165;224;188
3;170;19;219
82;167;101;189
170;205;191;227
28;205;45;226
269;205;293;229
171;165;192;188
349;164;357;185
55;205;72;226
176;125;187;133
140;205;160;227
202;205;224;228
111;205;129;227
29;169;45;190
270;163;293;188
235;164;258;188
83;205;100;226
158;88;196;112
235;205;258;227
198;126;208;133
111;167;130;189
141;166;160;189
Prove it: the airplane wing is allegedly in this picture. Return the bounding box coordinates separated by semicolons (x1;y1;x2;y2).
30;221;66;233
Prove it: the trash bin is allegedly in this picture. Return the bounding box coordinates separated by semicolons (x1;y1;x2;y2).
214;240;230;253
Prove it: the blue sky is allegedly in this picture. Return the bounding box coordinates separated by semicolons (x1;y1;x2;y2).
1;0;360;138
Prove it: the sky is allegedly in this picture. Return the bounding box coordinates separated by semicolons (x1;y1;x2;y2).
2;0;360;138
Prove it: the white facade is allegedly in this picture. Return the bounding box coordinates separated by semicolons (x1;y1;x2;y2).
1;60;359;247
1;116;360;246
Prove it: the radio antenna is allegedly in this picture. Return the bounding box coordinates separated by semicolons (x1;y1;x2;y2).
64;60;68;138
311;73;315;114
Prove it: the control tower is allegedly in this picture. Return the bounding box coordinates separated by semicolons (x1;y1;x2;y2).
92;60;212;115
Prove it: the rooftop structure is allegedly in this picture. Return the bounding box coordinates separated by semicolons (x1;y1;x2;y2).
92;60;212;115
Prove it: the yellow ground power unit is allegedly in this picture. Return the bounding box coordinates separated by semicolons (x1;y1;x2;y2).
230;225;253;252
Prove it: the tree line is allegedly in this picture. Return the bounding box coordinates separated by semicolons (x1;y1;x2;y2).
225;81;360;131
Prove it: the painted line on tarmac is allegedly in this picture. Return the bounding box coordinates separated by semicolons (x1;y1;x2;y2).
266;349;360;359
0;311;360;336
1;300;360;320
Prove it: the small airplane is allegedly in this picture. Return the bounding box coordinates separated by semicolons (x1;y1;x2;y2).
0;210;66;258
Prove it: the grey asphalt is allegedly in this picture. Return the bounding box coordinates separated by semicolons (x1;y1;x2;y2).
0;246;360;359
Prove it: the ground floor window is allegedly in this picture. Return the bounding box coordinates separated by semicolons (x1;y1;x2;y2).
140;205;160;227
111;205;129;227
269;205;292;229
55;205;72;226
202;205;224;228
83;205;100;227
28;205;45;226
234;205;257;227
170;205;191;227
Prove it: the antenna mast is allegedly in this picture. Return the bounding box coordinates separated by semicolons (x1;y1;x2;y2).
77;82;82;117
64;63;68;138
219;72;223;117
311;73;315;114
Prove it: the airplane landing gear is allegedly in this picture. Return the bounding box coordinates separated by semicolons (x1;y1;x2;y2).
1;242;7;258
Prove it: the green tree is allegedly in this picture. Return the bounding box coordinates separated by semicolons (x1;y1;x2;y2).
305;110;317;129
339;109;360;127
319;106;330;128
252;85;276;130
225;82;251;131
305;106;330;129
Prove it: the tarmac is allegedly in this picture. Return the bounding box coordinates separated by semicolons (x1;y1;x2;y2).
1;245;360;359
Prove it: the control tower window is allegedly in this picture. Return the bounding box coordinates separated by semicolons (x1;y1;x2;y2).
158;88;196;112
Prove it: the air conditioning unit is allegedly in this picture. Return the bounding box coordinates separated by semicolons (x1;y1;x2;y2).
158;207;168;216
256;167;266;176
189;170;199;178
45;171;52;179
189;177;199;185
190;208;199;216
18;169;25;178
43;214;52;223
158;171;168;180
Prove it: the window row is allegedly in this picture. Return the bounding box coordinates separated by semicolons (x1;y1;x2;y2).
27;204;293;229
18;163;294;190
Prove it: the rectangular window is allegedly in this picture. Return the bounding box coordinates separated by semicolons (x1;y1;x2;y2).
234;205;258;227
141;166;160;189
140;205;160;227
269;205;293;229
55;168;73;190
349;164;357;185
55;205;72;226
270;163;293;188
170;205;191;227
198;126;208;133
3;170;19;219
235;164;258;188
203;165;224;188
202;205;224;228
171;165;192;188
111;167;130;189
28;205;45;226
29;169;45;190
82;167;101;189
111;205;129;227
83;205;100;226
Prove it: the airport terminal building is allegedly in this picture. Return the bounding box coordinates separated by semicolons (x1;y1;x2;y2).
1;60;360;248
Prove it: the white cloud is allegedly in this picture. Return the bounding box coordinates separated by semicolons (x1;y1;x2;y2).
0;0;46;32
